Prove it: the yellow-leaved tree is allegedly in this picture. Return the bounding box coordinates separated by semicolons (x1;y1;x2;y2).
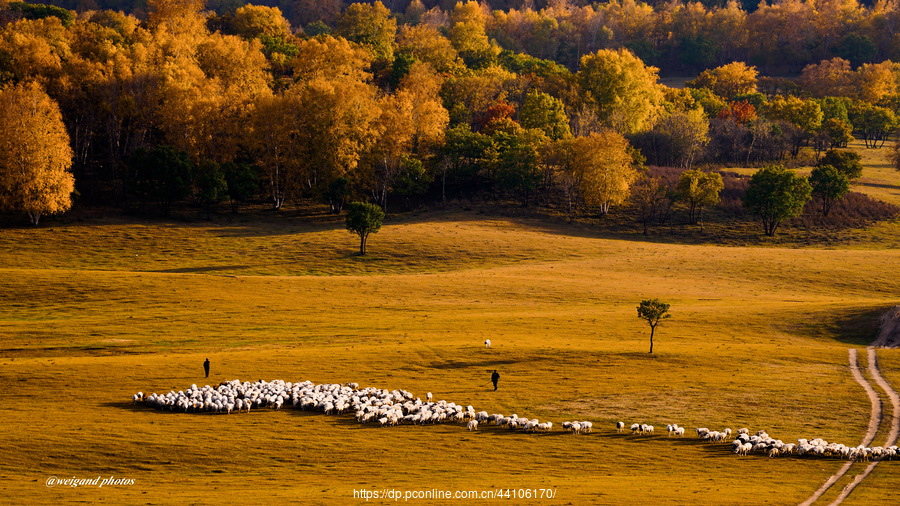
366;62;448;209
254;78;381;209
571;130;637;215
291;35;372;82
798;58;854;98
578;48;665;135
156;32;272;163
686;61;758;100
0;81;74;225
147;0;207;45
397;24;466;75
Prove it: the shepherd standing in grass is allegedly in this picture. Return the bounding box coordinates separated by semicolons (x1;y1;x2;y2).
203;358;210;378
491;370;500;391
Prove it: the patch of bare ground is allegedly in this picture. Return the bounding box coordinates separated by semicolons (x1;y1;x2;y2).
873;306;900;348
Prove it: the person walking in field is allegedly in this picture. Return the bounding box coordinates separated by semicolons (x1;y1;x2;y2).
203;358;210;378
491;370;500;391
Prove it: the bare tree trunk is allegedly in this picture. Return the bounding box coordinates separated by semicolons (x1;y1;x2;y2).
649;325;655;353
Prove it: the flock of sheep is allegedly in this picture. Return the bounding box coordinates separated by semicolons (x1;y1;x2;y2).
133;379;897;462
724;428;899;461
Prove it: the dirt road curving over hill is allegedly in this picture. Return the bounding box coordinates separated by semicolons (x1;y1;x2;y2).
867;348;900;447
826;348;900;505
798;349;880;506
800;347;900;506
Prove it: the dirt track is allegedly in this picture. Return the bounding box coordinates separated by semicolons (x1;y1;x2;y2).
800;348;899;506
826;348;900;505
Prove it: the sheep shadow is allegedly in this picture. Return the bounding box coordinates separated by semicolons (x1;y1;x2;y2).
105;401;262;416
602;431;739;458
103;401;148;412
662;434;741;457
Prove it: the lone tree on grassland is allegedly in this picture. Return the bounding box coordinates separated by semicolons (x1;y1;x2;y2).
345;201;385;255
637;299;671;354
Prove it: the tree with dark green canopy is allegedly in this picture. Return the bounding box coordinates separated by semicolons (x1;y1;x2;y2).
743;165;812;236
637;299;671;354
345;201;385;255
817;149;863;180
7;2;75;26
809;165;850;217
326;176;351;214
128;145;193;216
194;161;228;218
222;161;258;214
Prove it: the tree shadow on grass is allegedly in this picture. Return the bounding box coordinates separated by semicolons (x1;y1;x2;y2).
151;265;249;274
778;306;886;347
858;180;900;191
427;359;521;370
826;307;885;346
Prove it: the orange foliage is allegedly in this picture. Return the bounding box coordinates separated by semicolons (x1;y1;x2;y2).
716;100;757;124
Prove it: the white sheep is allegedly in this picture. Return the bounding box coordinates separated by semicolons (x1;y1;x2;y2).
484;339;491;348
467;420;478;431
616;421;625;433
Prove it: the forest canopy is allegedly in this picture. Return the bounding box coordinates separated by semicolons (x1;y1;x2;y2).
1;0;899;234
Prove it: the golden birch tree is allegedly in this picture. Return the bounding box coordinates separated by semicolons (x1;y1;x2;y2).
0;81;74;225
571;130;637;215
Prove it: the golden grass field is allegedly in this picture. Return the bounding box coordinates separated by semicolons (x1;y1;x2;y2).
1;145;899;504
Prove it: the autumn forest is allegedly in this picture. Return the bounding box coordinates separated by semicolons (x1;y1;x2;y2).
1;0;900;234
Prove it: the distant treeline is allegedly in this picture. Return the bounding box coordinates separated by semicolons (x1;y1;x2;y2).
1;0;899;233
20;0;900;74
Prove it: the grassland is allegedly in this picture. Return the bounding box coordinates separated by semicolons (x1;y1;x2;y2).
2;147;899;504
